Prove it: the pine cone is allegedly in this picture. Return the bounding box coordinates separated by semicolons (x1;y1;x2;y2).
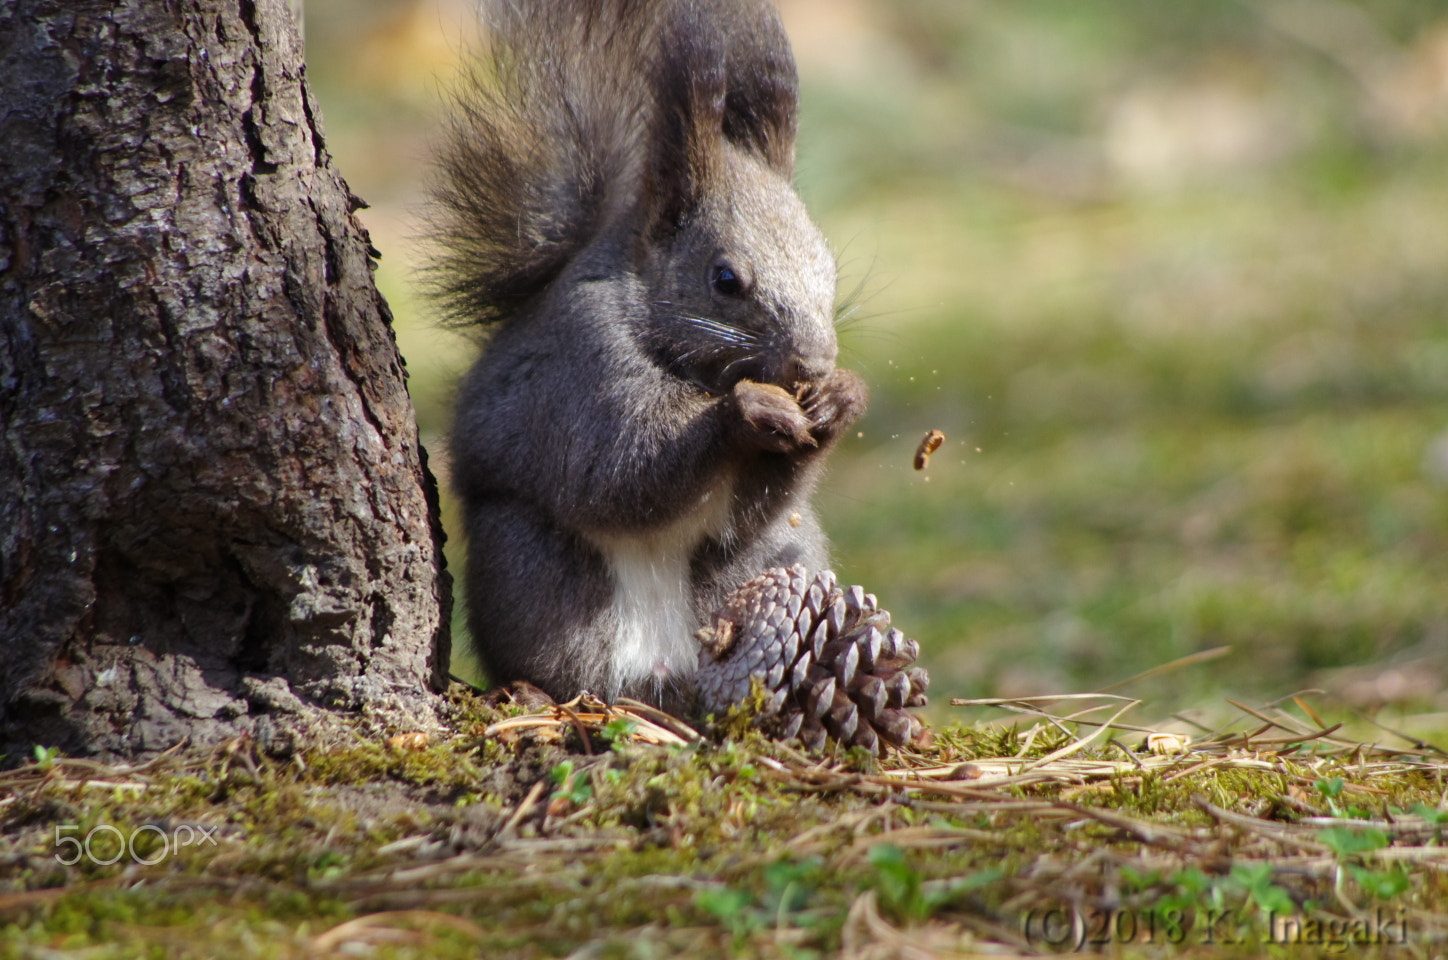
695;565;929;754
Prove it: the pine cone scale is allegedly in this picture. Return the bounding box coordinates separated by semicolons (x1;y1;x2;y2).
696;565;930;753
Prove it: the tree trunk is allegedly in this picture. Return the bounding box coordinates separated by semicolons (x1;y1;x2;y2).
0;0;451;759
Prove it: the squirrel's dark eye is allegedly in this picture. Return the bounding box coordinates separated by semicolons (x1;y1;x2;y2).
712;264;745;298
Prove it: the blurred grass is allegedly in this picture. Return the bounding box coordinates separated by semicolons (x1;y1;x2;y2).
302;0;1448;727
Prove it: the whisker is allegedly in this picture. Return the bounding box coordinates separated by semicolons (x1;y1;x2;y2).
716;352;763;383
673;313;761;346
691;327;757;347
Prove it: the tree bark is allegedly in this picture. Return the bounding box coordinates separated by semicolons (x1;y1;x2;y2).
0;0;451;758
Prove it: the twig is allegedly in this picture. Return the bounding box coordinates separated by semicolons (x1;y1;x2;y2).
1022;700;1140;771
1350;711;1448;757
1191;795;1336;854
1096;646;1232;694
498;779;547;840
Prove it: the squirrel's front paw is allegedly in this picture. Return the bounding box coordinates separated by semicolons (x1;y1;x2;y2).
732;380;817;452
801;369;868;443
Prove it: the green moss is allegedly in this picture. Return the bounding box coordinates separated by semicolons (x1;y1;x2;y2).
1;709;1443;956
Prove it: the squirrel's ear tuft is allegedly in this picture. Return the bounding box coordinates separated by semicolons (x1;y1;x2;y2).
648;4;728;234
720;0;799;175
645;0;799;236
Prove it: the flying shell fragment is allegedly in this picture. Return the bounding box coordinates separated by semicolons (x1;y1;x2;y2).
914;429;946;470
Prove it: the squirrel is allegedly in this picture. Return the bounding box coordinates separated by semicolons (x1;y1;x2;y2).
433;0;865;712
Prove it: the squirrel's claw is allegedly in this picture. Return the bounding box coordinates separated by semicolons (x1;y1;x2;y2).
801;369;868;443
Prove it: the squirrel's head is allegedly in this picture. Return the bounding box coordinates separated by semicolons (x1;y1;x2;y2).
643;148;838;395
635;0;839;397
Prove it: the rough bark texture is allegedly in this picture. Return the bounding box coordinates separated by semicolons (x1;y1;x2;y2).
0;0;452;759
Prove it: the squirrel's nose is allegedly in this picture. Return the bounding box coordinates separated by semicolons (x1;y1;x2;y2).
787;353;835;387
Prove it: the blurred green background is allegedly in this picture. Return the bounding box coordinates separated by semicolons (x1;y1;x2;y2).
301;0;1448;731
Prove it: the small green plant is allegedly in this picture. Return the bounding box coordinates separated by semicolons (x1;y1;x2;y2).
868;844;932;921
600;717;637;746
1118;864;1162;896
1314;822;1409;901
307;849;349;882
867;845;1002;923
1347;864;1410;899
1156;865;1295;921
1228;863;1295;915
1317;826;1389;859
1152;867;1215;916
549;760;593;807
761;857;823;921
33;745;60;771
1314;776;1373;818
695;886;756;937
1409;801;1447;841
693;857;824;939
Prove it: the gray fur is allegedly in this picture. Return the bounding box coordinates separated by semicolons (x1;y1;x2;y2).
437;0;866;710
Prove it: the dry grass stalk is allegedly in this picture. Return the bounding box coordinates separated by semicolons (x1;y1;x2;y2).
483;693;701;747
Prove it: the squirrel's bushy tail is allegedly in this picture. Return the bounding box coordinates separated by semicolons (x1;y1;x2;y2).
430;0;800;327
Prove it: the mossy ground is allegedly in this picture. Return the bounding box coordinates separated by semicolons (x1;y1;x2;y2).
3;690;1444;957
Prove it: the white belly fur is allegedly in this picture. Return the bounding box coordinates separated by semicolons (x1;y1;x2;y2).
587;477;735;698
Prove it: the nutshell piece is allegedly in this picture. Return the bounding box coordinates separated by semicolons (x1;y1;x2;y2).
914;429;946;470
696;566;930;753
